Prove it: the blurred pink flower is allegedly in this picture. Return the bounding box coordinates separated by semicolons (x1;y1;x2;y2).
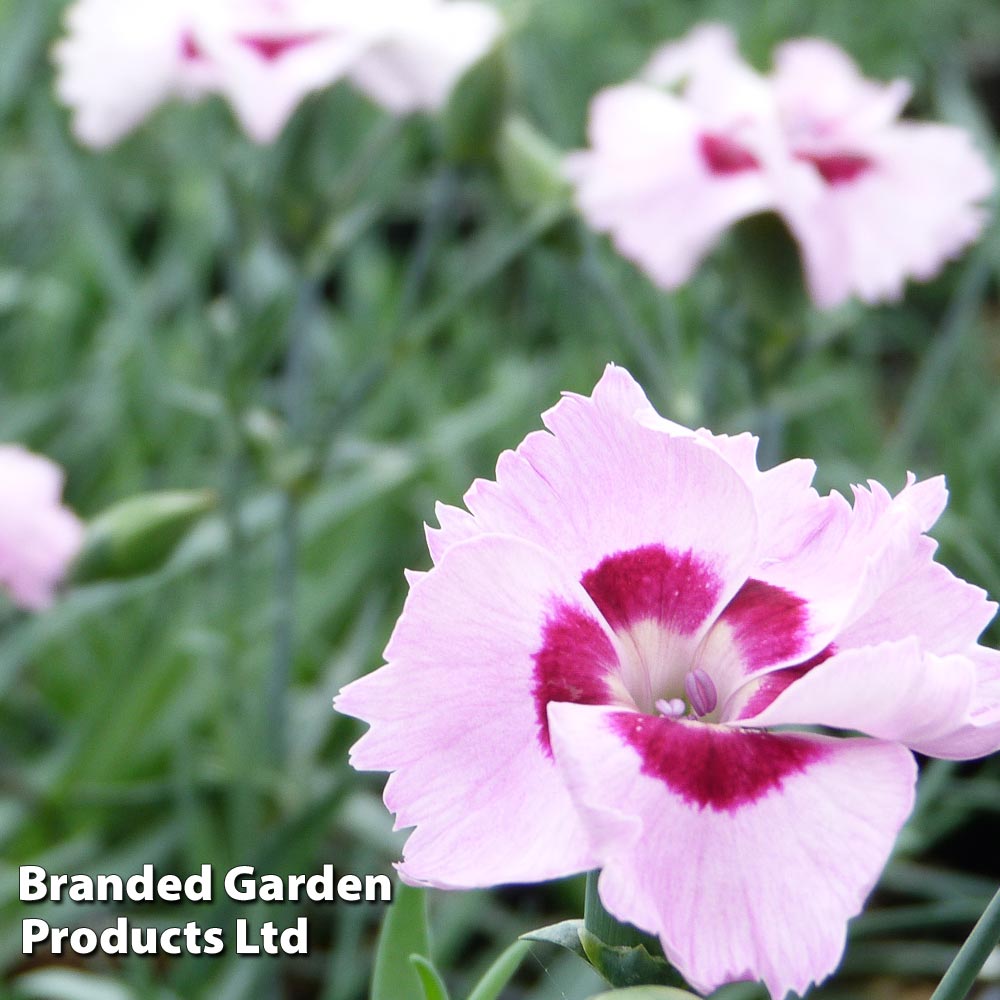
567;24;993;308
335;365;1000;998
53;0;501;146
0;446;83;611
768;38;994;306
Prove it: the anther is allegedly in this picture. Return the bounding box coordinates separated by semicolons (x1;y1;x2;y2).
655;698;686;719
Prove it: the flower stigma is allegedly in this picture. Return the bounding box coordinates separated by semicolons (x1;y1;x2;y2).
684;667;718;718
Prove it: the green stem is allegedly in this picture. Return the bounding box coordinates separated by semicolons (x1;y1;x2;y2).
266;280;314;763
584;870;642;949
886;250;990;466
579;229;672;406
929;883;1000;1000
217;351;258;859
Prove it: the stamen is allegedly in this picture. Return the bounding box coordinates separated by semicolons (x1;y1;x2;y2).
655;697;687;719
684;668;718;717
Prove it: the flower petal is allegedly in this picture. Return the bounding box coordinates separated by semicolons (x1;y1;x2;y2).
194;4;371;144
836;534;996;656
335;534;614;888
425;500;479;563
548;702;917;998
776;122;993;307
643;22;773;124
0;446;83;610
461;365;760;610
348;0;501;113
53;0;199;147
896;646;1000;760
753;475;954;651
772;38;912;143
566;83;773;289
740;638;980;753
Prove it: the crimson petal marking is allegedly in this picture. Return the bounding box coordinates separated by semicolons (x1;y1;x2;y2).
180;31;203;62
581;545;722;636
237;31;331;62
719;578;811;674
532;604;618;756
700;133;761;175
797;151;873;185
612;712;829;812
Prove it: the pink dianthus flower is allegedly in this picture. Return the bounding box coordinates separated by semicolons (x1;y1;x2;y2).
336;365;1000;998
567;24;993;308
0;446;83;611
53;0;502;146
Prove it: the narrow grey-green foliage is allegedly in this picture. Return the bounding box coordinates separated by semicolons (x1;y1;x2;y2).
3;0;1000;998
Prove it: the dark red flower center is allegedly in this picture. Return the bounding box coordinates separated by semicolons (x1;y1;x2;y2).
237;31;330;62
797;151;873;185
180;31;203;62
531;544;831;809
612;711;828;811
700;133;760;176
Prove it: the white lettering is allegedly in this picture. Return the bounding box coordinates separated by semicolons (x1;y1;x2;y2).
21;919;49;953
225;866;256;902
338;874;361;901
19;866;47;902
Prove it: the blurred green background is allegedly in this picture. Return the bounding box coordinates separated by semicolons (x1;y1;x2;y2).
3;0;1000;998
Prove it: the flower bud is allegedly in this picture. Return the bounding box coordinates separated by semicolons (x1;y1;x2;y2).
71;489;216;583
498;115;572;209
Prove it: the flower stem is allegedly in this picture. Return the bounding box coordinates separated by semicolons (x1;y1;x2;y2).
584;870;647;949
929;882;1000;1000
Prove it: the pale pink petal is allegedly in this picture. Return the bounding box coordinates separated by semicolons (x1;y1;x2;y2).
425;501;480;564
460;365;760;609
739;638;980;752
777;123;993;307
772;38;912;146
752;475;954;649
907;646;1000;760
643;22;774;125
348;0;501;114
836;534;996;655
0;446;84;610
637;407;823;572
566;83;774;289
642;22;740;90
549;702;917;998
53;0;202;147
335;534;612;888
192;2;373;144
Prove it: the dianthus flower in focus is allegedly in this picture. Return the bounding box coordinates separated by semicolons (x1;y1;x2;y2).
335;365;1000;998
53;0;502;146
0;446;83;611
567;24;993;308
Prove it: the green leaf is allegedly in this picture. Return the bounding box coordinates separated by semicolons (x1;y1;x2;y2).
522;916;683;991
466;940;530;1000
579;928;685;990
587;989;699;1000
371;882;431;1000
410;955;451;1000
13;969;136;1000
521;918;587;960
